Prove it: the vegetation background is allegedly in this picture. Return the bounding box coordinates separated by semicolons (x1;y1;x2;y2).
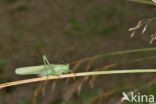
0;0;156;104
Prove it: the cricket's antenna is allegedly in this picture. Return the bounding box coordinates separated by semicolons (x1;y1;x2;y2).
54;55;66;64
55;59;65;64
65;56;69;63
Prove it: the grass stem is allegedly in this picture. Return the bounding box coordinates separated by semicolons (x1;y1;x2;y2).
1;69;156;89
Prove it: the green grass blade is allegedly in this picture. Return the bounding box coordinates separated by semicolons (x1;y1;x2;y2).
95;47;156;59
99;55;156;71
128;0;156;6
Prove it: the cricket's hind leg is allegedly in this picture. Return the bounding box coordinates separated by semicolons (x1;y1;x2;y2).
42;55;50;92
43;55;62;78
43;55;51;79
39;55;51;96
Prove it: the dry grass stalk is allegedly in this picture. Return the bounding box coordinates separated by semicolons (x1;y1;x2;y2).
1;69;156;89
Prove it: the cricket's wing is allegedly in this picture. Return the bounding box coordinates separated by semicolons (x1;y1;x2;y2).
15;65;45;75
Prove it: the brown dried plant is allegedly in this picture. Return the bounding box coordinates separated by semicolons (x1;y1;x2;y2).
61;48;156;103
129;18;156;44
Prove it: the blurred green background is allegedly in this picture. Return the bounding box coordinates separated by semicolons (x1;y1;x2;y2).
0;0;156;104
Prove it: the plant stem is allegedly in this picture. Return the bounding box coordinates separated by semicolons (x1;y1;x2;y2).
1;69;156;89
